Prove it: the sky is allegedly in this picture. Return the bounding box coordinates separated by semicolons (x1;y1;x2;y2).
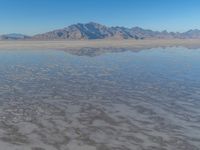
0;0;200;35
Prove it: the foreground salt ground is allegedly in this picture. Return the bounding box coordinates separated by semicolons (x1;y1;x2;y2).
0;48;200;150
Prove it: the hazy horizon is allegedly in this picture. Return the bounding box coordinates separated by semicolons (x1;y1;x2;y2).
0;0;200;35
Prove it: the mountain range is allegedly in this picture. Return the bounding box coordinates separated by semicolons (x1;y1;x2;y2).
1;22;200;40
0;33;30;40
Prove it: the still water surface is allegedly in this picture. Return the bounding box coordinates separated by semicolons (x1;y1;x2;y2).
0;48;200;150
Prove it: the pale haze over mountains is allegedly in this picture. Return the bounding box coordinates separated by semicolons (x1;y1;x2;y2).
1;22;200;40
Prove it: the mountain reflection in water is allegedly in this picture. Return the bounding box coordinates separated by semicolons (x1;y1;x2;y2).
0;47;200;150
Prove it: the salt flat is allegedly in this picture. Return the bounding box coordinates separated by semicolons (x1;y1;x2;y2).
1;39;200;50
0;47;199;150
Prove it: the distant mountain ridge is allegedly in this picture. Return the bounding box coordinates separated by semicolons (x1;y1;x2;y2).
0;33;30;40
1;22;200;40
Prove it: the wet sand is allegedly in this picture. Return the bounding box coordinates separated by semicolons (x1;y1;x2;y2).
1;39;200;50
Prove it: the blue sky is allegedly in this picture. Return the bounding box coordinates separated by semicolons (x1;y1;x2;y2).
0;0;200;35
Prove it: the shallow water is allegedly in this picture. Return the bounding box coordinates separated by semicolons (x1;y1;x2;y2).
0;47;200;150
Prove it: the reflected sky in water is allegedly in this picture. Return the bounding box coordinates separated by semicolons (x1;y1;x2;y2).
0;47;200;150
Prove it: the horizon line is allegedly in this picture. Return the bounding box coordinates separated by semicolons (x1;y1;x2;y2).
0;22;199;36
